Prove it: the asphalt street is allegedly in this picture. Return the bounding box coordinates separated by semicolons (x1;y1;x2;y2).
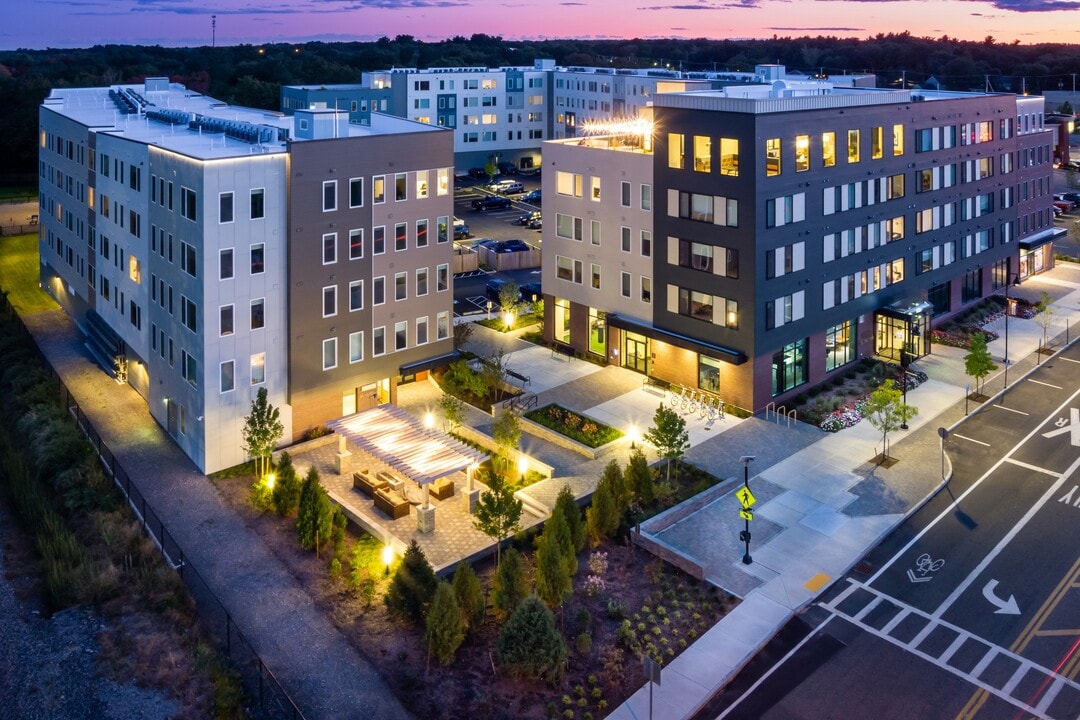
706;342;1080;720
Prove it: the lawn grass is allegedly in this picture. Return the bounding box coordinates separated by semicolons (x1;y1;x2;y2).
0;186;36;203
0;233;57;314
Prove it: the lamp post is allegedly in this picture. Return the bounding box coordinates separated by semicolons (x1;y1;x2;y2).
900;316;919;430
1002;274;1021;393
739;455;755;565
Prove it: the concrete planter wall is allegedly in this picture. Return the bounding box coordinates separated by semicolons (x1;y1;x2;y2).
451;423;555;479
271;432;338;464
518;415;623;460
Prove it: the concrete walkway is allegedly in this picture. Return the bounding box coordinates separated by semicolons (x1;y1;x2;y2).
608;261;1080;720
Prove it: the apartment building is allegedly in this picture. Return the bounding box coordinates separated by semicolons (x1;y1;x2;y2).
38;80;453;473
541;80;1056;413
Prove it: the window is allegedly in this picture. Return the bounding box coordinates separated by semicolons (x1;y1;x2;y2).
590;263;601;290
349;332;364;363
349;229;363;260
847;130;860;163
373;276;385;305
641;277;652;304
395;321;408;351
590;220;601;246
220;305;234;336
892;124;904;156
395;173;407;201
322;286;337;317
668;133;685;169
675;191;738;227
348;280;363;311
181;187;197;221
871;127;884;159
416;267;428;296
678;239;739;278
766;138;781;176
373;327;386;356
556;255;583;283
556;213;583;241
220;361;235;393
181;297;197;333
621;227;632;253
620;271;631;298
322;180;337;212
590;177;601;202
772;339;808;395
250;353;265;385
795;135;810;172
437;312;450;341
219;192;234;223
416;316;429;346
181;350;197;388
556;171;583;197
180;242;197;277
719;138;739;177
250;298;265;330
822;131;836;167
322;338;337;370
887;174;904;199
250;243;264;274
641;230;652;257
437;168;449;196
693;135;711;172
764;291;805;330
395;272;407;301
676;288;738;329
825;321;856;371
395;222;407;252
437;264;449;292
415;170;429;199
349;178;364;208
322;233;336;265
416;219;428;248
437;215;449;244
373;226;385;254
373;176;385;204
621;181;632;208
641;184;652;211
765;193;806;228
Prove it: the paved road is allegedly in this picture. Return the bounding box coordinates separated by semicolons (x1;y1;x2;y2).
705;342;1080;720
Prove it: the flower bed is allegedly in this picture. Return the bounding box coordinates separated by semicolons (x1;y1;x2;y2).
524;404;623;448
811;368;929;433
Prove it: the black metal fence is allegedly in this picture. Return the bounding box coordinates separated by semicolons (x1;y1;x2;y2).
1;294;306;720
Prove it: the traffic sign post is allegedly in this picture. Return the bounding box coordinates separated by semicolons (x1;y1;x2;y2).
738;456;755;564
642;655;662;720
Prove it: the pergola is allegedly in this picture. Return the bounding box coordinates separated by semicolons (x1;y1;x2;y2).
330;405;487;500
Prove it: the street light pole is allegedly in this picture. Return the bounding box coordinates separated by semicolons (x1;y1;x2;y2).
1002;274;1020;394
739;455;755;565
900;350;910;430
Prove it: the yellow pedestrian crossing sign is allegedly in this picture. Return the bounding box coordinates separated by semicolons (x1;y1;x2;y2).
739;508;754;521
736;486;756;508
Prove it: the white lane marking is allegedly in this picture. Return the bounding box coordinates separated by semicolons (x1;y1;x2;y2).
866;386;1080;587
1004;458;1062;477
1027;379;1063;390
994;404;1029;416
1061;357;1080;365
931;454;1080;621
954;433;991;447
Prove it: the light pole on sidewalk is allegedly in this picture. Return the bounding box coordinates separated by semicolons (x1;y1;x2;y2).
1002;274;1021;393
739;455;755;565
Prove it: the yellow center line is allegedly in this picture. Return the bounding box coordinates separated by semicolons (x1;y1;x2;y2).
954;555;1080;720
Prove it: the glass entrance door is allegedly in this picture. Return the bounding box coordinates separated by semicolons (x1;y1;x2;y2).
622;332;648;374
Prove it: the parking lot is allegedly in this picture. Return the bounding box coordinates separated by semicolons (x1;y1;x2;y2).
452;174;544;316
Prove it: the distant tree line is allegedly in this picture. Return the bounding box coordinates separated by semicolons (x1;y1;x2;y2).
3;32;1078;182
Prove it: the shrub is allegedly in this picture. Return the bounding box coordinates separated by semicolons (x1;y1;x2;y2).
425;582;466;665
452;562;485;632
576;632;593;656
492;547;529;620
385;540;438;623
497;596;568;683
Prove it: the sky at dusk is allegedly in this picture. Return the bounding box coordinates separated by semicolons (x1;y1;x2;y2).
5;0;1080;51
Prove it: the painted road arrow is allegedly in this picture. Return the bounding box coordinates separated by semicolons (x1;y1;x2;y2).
982;579;1021;615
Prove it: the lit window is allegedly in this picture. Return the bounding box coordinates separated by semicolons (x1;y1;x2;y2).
668;133;685;169
795;135;810;172
822;132;836;167
322;338;337;370
766;138;781;176
693;135;711;172
847;130;860;163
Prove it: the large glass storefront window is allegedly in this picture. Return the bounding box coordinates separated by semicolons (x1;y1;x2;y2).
622;332;648;374
961;268;982;303
588;308;606;357
825;321;856;372
875;313;929;362
554;297;570;344
928;282;950;317
699;355;721;393
772;339;808;396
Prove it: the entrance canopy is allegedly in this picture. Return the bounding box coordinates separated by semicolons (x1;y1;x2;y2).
330;405;487;486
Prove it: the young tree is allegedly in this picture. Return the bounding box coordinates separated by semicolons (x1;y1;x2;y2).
492;546;528;621
271;451;302;516
534;527;572;612
552;485;585;553
439;393;465;432
296;466;333;555
643;403;690;482
242;387;284;478
497;595;568;684
452;318;474;351
625;445;655;506
425;582;466;666
602;458;629;519
492;409;522;472
479;351;510;402
864;379;918;463
1035;291;1055;351
451;562;485;632
964;332;997;397
385;540;438;623
585;473;618;547
443;358;486;399
472;469;523;567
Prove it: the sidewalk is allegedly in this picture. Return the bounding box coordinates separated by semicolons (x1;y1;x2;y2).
608;261;1080;720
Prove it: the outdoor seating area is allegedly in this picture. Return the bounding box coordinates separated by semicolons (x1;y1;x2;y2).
373;487;411;519
430;476;455;501
352;470;386;498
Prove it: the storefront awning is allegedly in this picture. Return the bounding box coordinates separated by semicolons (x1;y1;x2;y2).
399;350;460;376
879;299;934;321
607;314;746;364
1020;226;1066;251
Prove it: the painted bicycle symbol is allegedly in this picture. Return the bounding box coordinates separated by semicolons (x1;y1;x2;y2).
907;553;945;584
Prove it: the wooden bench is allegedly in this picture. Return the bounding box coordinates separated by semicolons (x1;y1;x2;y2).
430;477;455;501
550;343;575;361
352;471;387;498
374;488;410;519
506;368;531;387
642;376;668;397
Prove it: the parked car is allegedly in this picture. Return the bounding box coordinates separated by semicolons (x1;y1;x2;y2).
521;189;542;205
468;167;496;179
453;218;471;240
1060;160;1080;172
519;282;542;304
485;278;508;303
471;196;512;211
1054;193;1079;209
527;216;542;230
1053;201;1073;214
487;180;525;195
497;162;518;176
517;210;541;226
1062;192;1080;205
